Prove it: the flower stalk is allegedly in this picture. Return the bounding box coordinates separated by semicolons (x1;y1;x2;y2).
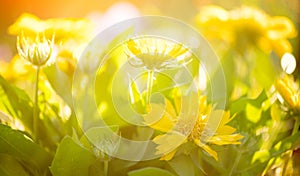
16;32;53;141
33;66;40;141
125;37;191;106
146;70;154;105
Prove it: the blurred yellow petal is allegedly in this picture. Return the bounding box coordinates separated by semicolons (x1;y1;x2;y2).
271;39;293;57
144;103;176;132
143;92;181;132
159;149;177;161
267;16;297;39
153;133;186;159
56;50;77;77
275;78;297;108
209;134;243;145
216;112;237;134
297;92;300;111
168;44;188;58
0;55;34;81
196;5;228;23
195;5;297;56
127;39;141;56
8;13;93;42
194;139;218;160
8;13;47;36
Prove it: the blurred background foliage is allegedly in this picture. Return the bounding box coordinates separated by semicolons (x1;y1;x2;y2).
0;0;299;176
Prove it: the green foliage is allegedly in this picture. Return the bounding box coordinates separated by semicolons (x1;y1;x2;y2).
127;167;175;176
0;75;33;132
50;136;96;176
0;154;31;176
0;8;299;175
0;124;52;175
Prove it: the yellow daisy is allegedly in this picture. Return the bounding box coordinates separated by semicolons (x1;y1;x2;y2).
125;36;192;104
147;94;243;160
125;36;192;71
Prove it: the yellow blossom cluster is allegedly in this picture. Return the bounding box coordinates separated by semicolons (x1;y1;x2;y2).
195;5;297;56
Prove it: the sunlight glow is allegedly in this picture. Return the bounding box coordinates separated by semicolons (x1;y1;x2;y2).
281;52;296;74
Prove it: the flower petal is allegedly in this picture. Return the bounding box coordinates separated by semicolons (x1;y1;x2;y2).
194;139;218;160
208;134;244;145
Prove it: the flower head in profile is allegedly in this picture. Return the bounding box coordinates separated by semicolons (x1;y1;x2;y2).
17;32;54;67
275;75;300;112
147;95;243;160
195;5;297;56
125;36;192;71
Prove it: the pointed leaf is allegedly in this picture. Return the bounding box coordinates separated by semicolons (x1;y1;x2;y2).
50;136;96;176
0;75;33;131
168;154;195;176
0;124;52;172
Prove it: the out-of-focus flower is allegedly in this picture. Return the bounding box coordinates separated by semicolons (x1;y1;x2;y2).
275;75;300;111
195;5;297;56
148;95;243;160
125;37;192;71
0;55;34;82
56;50;77;77
17;32;54;67
8;13;94;43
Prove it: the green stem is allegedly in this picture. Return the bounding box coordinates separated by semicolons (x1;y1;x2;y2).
104;160;108;176
33;66;40;141
146;70;154;105
282;116;299;175
292;117;300;136
228;149;242;176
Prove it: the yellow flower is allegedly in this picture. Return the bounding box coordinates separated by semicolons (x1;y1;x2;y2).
148;95;243;160
17;32;54;67
275;75;300;111
8;13;93;43
195;5;297;56
56;50;77;77
0;55;34;82
125;36;192;70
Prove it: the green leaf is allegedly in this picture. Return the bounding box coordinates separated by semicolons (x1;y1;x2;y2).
44;64;72;106
0;75;33;131
168;154;195;176
128;167;175;176
50;136;96;176
0;154;30;176
221;51;236;100
81;126;120;159
252;49;278;89
230;90;268;114
129;77;147;114
246;103;262;123
0;124;52;172
251;149;270;163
